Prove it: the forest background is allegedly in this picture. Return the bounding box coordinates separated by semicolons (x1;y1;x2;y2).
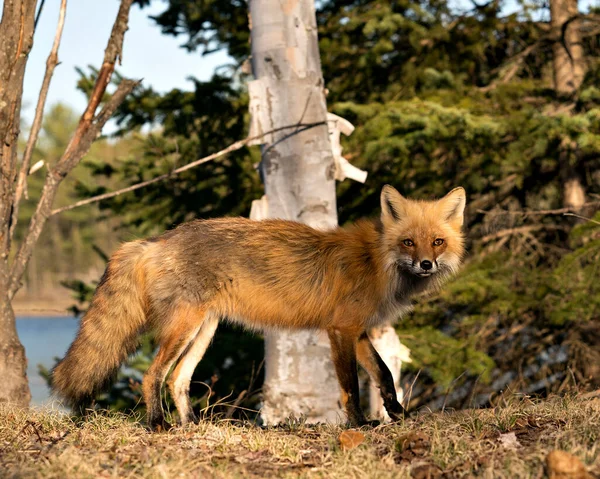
15;0;600;415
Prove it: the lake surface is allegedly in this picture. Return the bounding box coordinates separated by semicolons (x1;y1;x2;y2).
16;316;80;406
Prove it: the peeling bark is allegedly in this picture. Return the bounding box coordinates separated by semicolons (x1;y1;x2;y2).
368;324;411;420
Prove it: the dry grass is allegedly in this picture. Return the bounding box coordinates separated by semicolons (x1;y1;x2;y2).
1;395;599;478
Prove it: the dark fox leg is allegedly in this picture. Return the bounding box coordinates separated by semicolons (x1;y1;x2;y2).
143;305;204;431
356;331;406;422
327;327;368;427
168;314;219;425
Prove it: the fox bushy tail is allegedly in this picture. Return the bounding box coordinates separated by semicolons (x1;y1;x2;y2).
52;241;150;409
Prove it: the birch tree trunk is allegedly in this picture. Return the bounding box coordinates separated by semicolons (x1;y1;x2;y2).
248;0;342;424
368;324;411;420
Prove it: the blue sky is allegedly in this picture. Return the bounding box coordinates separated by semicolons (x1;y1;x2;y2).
20;0;229;126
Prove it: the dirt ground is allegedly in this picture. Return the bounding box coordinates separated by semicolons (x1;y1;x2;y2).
1;395;599;478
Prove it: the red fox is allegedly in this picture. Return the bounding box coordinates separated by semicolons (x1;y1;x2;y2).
52;185;466;430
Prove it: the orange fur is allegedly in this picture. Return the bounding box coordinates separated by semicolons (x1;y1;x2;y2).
52;186;466;429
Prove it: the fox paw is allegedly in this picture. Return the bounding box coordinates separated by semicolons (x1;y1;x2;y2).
355;419;381;428
148;418;173;433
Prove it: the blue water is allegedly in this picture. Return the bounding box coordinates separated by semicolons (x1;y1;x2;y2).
16;316;80;406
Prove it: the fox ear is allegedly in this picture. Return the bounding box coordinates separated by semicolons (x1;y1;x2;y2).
439;187;466;226
380;185;407;225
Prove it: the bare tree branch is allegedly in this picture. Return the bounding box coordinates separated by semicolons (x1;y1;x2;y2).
34;0;47;30
51;121;328;216
58;0;133;176
8;0;136;299
563;212;600;225
477;200;600;217
481;224;567;243
10;0;67;243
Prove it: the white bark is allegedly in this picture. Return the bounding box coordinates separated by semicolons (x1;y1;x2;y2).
248;0;342;424
368;324;412;420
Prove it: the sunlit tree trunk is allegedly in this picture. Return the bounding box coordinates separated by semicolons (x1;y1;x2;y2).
368;324;411;420
551;0;585;95
551;0;586;209
248;0;342;424
0;0;38;407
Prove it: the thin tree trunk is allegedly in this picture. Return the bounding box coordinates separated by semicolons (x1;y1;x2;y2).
550;0;586;208
0;296;30;406
0;0;39;407
551;0;585;94
248;0;342;424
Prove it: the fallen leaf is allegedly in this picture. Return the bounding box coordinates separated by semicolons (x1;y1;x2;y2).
339;430;365;450
546;450;591;479
396;432;431;459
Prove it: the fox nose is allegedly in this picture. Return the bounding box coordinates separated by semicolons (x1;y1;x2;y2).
420;260;433;271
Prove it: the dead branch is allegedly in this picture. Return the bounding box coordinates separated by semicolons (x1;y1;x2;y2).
481;224;566;243
50;121;328;216
59;0;133;176
563;212;600;225
34;0;47;30
10;0;67;243
8;0;136;299
477;200;600;218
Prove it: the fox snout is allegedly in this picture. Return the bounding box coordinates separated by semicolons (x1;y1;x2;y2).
417;259;435;277
397;255;440;277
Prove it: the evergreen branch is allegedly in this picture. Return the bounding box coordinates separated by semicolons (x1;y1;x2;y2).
50;121;328;216
10;0;67;244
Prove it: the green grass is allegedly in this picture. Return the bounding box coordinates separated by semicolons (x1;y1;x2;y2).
1;395;599;478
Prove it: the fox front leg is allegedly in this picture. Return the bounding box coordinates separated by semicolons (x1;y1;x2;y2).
356;331;406;422
326;327;372;427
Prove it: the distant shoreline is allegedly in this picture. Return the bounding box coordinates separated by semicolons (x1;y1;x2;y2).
13;299;77;318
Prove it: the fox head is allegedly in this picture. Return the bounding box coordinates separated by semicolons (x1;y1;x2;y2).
380;185;466;280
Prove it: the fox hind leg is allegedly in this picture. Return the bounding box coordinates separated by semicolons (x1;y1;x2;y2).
356;331;406;422
168;313;219;425
143;305;204;431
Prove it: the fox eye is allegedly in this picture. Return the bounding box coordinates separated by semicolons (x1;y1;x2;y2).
403;239;414;247
433;238;444;246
